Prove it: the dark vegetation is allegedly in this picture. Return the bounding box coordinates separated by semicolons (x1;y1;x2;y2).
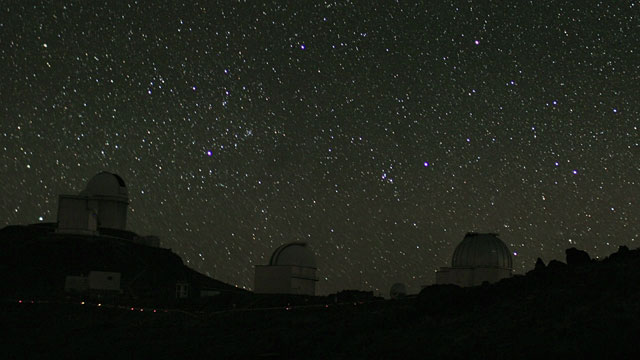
2;224;640;359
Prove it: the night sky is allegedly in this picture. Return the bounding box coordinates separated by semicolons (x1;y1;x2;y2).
1;1;638;295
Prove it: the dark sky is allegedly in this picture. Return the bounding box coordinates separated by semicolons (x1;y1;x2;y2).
1;1;638;295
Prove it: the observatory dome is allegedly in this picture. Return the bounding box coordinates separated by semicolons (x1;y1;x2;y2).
389;283;408;299
269;242;316;268
451;233;512;269
82;172;128;201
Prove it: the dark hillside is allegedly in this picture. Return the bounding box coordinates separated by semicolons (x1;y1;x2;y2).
3;225;640;358
0;224;245;305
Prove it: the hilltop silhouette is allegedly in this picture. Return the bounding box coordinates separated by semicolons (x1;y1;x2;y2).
0;223;246;307
2;223;640;358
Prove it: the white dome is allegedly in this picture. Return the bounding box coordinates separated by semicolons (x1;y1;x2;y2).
389;283;407;299
269;242;317;268
82;172;128;201
451;233;512;269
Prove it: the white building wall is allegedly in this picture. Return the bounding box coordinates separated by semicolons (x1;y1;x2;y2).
57;195;128;233
254;265;317;295
290;266;317;295
65;271;121;293
87;271;121;292
57;195;98;235
95;198;127;230
290;276;316;295
254;266;292;294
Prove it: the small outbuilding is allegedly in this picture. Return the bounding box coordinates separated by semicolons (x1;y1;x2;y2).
64;271;121;293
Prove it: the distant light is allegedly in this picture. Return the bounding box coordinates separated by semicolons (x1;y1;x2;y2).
38;216;43;221
300;44;306;50
206;150;213;157
572;169;578;175
474;40;480;45
81;301;85;305
554;162;559;167
513;252;518;256
423;161;430;167
613;108;618;113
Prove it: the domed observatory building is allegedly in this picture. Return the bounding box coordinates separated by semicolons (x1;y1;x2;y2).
436;233;513;287
254;242;318;296
57;172;129;234
389;283;408;299
80;172;129;230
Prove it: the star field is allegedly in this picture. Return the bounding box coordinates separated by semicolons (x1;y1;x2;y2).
1;2;638;295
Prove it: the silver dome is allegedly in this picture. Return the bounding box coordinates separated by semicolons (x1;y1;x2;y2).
81;171;128;201
269;242;317;268
451;233;512;269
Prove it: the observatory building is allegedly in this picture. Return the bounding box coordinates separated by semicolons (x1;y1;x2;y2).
254;242;318;296
389;283;408;299
436;233;513;287
57;172;129;235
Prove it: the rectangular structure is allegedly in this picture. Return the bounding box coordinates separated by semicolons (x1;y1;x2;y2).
88;271;121;292
254;265;317;295
57;195;98;235
64;271;121;293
